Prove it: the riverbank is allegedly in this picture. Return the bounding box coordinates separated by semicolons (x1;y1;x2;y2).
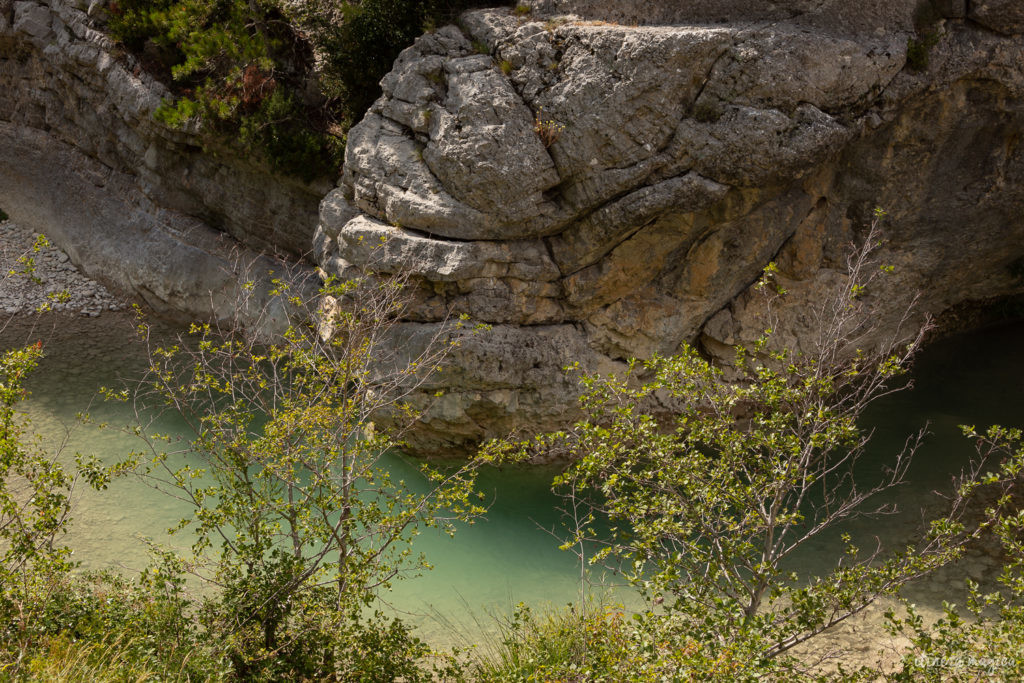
0;212;1017;675
0;217;125;318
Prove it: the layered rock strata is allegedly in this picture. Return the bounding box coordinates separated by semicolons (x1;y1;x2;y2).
318;0;1024;454
0;0;324;322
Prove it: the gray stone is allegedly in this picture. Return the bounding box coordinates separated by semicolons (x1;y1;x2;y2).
12;1;50;39
969;0;1024;35
318;3;1024;455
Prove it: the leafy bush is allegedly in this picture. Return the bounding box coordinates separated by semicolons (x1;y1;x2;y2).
907;33;940;72
0;257;481;680
107;0;343;181
112;264;485;680
886;426;1024;681
106;0;500;180
0;337;216;679
483;214;1024;678
477;604;780;682
2;569;226;681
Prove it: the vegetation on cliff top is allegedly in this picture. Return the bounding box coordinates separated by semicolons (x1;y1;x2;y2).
106;0;499;181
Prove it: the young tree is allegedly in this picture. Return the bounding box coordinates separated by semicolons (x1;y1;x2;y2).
886;425;1024;682
0;235;79;625
0;234;147;674
123;260;484;679
485;213;1020;678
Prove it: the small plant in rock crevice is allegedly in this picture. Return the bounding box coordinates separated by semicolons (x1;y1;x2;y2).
533;107;565;148
907;32;941;72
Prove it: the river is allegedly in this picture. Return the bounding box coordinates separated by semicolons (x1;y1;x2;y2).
1;310;1020;651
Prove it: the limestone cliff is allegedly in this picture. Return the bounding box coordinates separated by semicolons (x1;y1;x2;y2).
0;0;324;322
316;0;1024;454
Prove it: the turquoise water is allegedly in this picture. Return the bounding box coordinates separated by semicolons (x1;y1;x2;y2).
0;313;604;645
3;312;1022;644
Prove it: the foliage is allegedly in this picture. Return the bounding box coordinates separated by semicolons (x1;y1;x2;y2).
533;107;564;148
108;0;342;181
885;426;1024;681
302;0;484;122
0;277;178;677
106;0;498;180
906;33;940;72
1;245;483;680
475;603;780;682
0;208;8;222
118;264;484;679
0;347;126;671
907;2;943;73
484;214;1018;677
3;568;226;681
0;343;72;594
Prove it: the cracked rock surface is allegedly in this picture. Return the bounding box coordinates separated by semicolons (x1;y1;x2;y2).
319;0;1024;455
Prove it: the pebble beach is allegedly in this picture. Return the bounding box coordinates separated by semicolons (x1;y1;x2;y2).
1;217;125;318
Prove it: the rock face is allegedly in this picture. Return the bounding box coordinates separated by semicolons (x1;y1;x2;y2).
317;0;1024;454
0;0;325;322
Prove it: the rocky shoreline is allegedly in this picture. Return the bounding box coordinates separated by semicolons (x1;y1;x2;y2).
0;217;125;318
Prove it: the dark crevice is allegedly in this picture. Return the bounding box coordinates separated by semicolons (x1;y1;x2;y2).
556;220;652;281
539;234;560;269
391;223;478;244
688;41;733;113
689;206;803;347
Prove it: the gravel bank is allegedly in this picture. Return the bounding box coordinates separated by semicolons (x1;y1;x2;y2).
1;218;126;317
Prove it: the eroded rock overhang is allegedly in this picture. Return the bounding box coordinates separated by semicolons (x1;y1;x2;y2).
317;1;1024;455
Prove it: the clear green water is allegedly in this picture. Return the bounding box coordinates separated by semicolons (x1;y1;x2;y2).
3;313;1022;645
0;314;603;645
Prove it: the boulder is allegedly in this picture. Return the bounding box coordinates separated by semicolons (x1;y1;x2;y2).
320;2;1024;455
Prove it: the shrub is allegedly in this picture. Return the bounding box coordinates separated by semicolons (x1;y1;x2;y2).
476;604;780;681
108;0;342;181
119;263;485;679
106;0;499;180
484;213;1022;677
886;426;1024;681
533;108;564;148
907;33;940;72
3;569;225;681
